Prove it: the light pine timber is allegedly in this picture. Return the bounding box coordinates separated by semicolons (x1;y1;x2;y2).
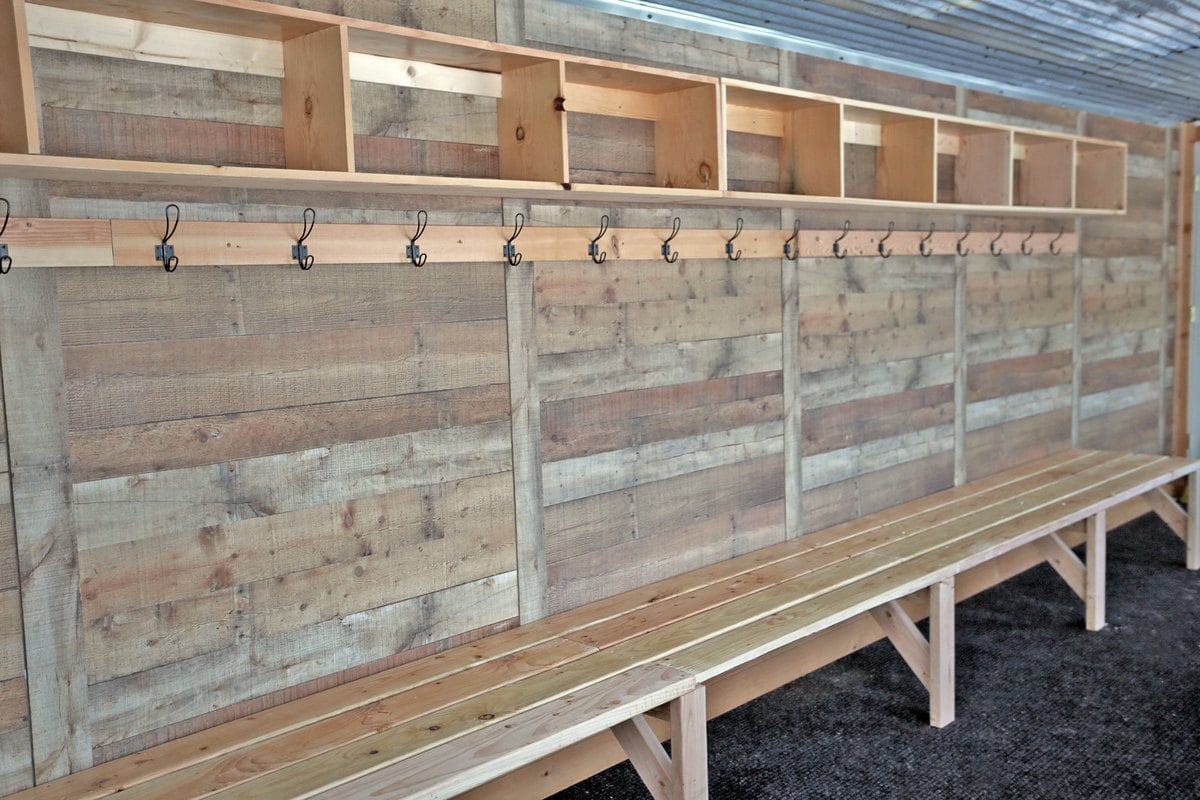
1086;510;1106;631
0;0;39;153
1033;532;1087;600
281;25;354;171
0;269;92;781
1189;472;1200;570
929;577;955;727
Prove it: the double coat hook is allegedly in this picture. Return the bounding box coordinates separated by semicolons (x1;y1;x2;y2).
0;198;10;275
504;213;525;266
293;207;316;270
919;223;934;257
832;220;850;259
784;219;800;261
989;224;1005;257
725;217;744;262
661;216;681;263
1049;225;1065;256
407;209;428;267
1021;226;1035;256
878;221;894;259
589;214;609;264
956;224;972;257
156;203;181;272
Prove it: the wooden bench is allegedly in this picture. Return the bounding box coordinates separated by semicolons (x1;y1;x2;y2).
8;448;1197;800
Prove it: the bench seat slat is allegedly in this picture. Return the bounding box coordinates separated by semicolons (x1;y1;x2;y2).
306;665;696;800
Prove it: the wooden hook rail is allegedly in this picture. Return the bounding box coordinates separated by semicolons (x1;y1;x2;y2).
0;216;1078;270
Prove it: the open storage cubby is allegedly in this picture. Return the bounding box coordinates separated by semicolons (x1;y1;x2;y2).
843;105;936;203
0;0;1129;214
937;120;1013;206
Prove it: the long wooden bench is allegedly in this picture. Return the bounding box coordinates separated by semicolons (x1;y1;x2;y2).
8;448;1198;800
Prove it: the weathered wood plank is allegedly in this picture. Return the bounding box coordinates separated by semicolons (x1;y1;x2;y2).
627;293;782;346
0;588;25;681
782;254;802;538
965;409;1073;480
534;259;776;309
87;572;519;749
967;351;1073;403
64;319;509;429
799;353;955;410
800;289;954;336
0;477;14;591
803;425;955;491
1079;402;1161;454
69;383;510;483
0;727;32;796
803;385;954;456
73;420;513;551
0;269;92;780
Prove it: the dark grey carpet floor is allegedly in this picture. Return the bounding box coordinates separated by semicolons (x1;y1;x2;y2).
548;513;1200;799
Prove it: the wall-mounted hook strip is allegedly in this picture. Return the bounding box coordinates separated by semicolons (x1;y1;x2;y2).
406;209;429;267
919;222;935;258
784;218;800;261
956;224;972;257
878;221;894;259
589;214;609;264
504;212;525;266
0;198;11;274
156;203;181;272
1049;225;1065;256
989;224;1005;257
1020;225;1035;256
293;207;316;270
725;217;744;262
832;220;850;259
662;216;681;263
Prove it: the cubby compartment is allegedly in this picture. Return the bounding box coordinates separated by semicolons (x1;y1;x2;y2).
1014;131;1074;209
843;105;936;203
1075;140;1127;211
937;120;1013;206
562;62;722;197
722;80;842;198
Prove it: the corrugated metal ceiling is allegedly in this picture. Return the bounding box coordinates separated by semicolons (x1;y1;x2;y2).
559;0;1200;124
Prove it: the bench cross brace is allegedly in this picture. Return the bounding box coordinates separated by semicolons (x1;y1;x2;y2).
1141;472;1200;570
612;686;708;800
868;576;955;728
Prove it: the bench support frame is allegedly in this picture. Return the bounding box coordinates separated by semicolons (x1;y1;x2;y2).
869;576;955;728
613;686;708;800
1141;473;1199;570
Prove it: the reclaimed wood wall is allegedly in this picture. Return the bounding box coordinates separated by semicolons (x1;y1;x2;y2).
0;0;1179;790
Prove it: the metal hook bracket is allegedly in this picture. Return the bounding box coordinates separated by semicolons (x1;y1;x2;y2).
662;216;681;263
0;198;10;275
956;224;972;257
504;212;525;266
293;207;316;270
919;222;935;257
1020;226;1035;256
156;203;181;272
725;217;744;262
589;214;610;264
878;221;894;259
406;209;429;267
1049;225;1065;256
989;224;1005;257
784;218;800;261
832;220;850;259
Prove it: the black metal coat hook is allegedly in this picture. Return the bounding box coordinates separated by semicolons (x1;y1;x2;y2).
1049;225;1066;256
919;222;935;258
956;224;972;257
407;209;429;267
0;198;11;275
1020;226;1035;256
156;203;181;272
662;216;681;263
784;218;800;262
832;220;850;259
989;224;1005;257
725;217;744;262
504;213;525;266
878;221;894;259
293;207;316;270
589;214;609;264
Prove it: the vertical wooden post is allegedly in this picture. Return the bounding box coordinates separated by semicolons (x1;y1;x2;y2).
1173;122;1196;457
929;577;955;728
953;90;968;485
281;25;354;172
782;245;803;538
670;686;708;800
0;0;40;154
1188;471;1199;571
1085;511;1107;631
0;271;92;782
506;247;548;623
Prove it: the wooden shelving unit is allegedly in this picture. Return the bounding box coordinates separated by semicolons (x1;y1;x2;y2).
0;0;1128;215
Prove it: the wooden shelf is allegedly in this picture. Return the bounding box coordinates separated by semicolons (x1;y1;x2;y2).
0;0;1128;216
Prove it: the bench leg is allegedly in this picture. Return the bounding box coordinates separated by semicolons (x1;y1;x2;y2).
613;686;708;800
1086;511;1106;632
868;580;955;729
929;577;955;729
1141;476;1199;570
